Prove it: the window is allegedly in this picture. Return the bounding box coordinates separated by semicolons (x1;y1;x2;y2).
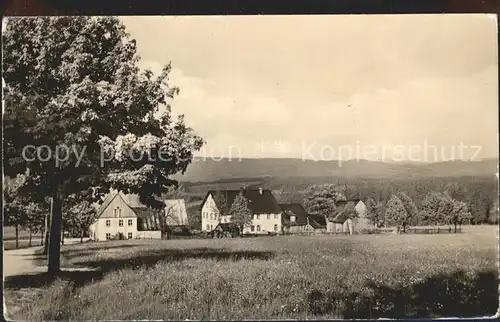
290;215;296;222
223;217;227;223
210;213;214;220
210;224;213;230
256;214;260;220
206;224;210;231
267;214;270;219
274;213;278;219
128;219;133;226
251;225;255;232
119;220;123;227
106;220;111;227
106;233;111;240
128;232;133;239
257;225;261;231
274;224;278;231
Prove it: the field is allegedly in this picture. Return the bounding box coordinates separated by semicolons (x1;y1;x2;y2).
4;226;498;320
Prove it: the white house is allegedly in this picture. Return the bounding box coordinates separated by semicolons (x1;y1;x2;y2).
89;191;141;241
89;190;184;241
200;187;283;234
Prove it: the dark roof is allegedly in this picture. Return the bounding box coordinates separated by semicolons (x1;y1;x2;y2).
308;214;327;229
329;199;360;223
329;212;348;224
279;203;308;226
202;189;282;214
132;207;159;219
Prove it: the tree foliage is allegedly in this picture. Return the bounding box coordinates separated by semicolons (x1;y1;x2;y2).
3;17;204;272
63;193;99;241
229;192;252;235
212;190;230;219
303;184;346;216
342;202;359;220
365;197;382;227
3;16;204;206
384;195;407;232
395;191;417;231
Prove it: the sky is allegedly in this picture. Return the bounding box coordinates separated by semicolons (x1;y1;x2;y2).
31;16;500;161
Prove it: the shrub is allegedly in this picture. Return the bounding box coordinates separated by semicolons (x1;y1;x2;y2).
113;232;125;240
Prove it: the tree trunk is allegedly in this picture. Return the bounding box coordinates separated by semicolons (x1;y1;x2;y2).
61;223;65;245
454;222;457;233
80;229;84;243
40;229;44;245
28;229;33;247
43;210;50;254
48;195;62;276
15;225;19;249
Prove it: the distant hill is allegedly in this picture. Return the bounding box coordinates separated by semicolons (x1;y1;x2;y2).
176;157;498;183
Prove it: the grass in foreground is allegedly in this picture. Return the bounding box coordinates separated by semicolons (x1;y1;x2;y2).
4;226;498;320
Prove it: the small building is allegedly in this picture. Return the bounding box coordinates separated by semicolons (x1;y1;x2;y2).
280;203;311;233
200;187;283;234
326;199;371;234
308;213;328;233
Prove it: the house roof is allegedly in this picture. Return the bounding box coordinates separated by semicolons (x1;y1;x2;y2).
279;203;308;226
96;190;180;221
132;207;159;219
96;191;121;217
202;189;282;214
328;199;360;223
165;199;188;226
308;214;327;229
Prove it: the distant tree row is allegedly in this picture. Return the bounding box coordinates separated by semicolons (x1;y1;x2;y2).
270;176;497;225
381;191;471;232
282;182;491;232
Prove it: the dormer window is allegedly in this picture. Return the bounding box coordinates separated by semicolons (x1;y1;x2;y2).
290;215;296;222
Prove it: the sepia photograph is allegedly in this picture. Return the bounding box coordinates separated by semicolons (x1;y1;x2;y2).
2;13;499;320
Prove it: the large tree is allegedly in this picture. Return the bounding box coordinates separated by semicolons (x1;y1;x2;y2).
212;190;230;220
395;191;417;232
384;195;407;233
364;197;382;227
303;184;346;216
421;191;446;227
229;192;252;236
3;17;204;274
63;194;99;243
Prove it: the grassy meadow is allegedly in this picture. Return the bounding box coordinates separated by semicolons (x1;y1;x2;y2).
4;226;498;320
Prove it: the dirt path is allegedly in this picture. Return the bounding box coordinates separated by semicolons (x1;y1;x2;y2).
3;246;46;277
3;238;91;277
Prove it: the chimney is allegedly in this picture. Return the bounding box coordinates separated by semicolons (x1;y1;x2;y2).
258;187;263;195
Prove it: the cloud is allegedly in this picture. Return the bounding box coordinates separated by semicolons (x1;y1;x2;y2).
126;15;498;160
